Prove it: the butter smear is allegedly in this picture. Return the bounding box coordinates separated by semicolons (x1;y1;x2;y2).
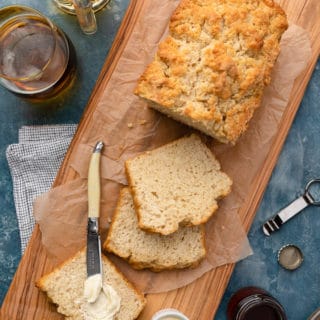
83;276;121;320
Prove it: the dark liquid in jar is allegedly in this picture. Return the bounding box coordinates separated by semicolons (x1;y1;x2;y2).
227;287;287;320
244;304;282;320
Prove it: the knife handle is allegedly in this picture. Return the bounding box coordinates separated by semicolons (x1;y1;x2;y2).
88;141;104;218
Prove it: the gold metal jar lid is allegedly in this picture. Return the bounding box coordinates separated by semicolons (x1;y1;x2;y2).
277;244;303;270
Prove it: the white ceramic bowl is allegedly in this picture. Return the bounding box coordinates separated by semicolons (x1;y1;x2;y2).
151;308;189;320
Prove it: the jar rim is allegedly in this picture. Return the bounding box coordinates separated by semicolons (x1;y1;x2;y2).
236;294;286;320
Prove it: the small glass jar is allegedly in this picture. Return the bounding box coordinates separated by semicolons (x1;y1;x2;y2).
227;287;287;320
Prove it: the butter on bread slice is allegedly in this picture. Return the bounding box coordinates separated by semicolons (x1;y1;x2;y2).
36;250;146;320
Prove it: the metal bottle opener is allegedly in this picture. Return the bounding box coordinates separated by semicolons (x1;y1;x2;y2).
262;179;320;236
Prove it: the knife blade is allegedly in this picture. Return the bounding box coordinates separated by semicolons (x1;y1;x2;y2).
84;141;104;303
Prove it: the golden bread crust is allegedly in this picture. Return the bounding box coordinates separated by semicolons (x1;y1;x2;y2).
135;0;288;143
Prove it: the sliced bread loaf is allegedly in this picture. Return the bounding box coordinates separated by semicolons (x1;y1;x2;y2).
125;134;232;235
135;0;288;144
104;187;206;271
36;250;146;320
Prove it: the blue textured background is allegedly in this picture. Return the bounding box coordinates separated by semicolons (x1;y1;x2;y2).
0;1;320;319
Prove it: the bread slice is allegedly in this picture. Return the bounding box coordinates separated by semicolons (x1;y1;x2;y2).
104;187;206;271
125;134;232;235
135;0;288;144
36;250;146;320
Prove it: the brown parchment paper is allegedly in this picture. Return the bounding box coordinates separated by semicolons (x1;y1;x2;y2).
34;0;311;294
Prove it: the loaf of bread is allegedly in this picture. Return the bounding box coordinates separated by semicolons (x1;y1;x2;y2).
125;134;232;235
36;250;146;320
135;0;288;144
104;187;206;271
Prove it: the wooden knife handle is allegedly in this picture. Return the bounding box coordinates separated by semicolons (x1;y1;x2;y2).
88;141;104;218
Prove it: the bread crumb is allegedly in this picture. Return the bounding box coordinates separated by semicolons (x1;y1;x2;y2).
127;123;134;128
138;120;147;125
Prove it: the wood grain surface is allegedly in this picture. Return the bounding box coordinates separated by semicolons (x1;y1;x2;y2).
1;0;320;319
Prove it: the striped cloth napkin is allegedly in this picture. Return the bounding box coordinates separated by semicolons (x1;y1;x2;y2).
6;124;77;253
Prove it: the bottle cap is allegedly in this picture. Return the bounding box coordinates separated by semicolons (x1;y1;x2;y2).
151;308;189;320
277;244;303;270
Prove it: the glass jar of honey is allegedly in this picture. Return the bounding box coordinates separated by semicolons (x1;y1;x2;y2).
227;287;287;320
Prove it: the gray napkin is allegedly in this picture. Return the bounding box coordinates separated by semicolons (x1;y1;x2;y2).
6;124;77;253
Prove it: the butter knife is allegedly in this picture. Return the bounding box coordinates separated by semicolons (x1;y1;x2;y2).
84;141;104;303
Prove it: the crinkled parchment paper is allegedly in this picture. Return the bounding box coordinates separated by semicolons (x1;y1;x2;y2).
34;0;311;294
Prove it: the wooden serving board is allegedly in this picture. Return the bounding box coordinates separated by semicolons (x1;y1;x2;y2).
1;1;320;319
